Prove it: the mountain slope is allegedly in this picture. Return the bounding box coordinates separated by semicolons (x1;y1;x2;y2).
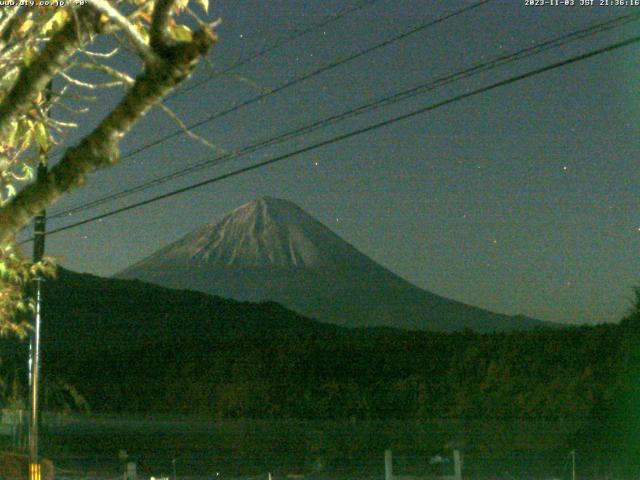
117;197;553;332
44;267;340;352
32;267;344;412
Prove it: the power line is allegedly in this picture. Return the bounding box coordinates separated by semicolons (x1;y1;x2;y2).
46;0;383;162
47;0;495;216
109;0;495;161
22;32;640;243
165;0;384;101
48;11;640;220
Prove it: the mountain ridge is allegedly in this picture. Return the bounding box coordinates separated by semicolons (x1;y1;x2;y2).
117;197;555;332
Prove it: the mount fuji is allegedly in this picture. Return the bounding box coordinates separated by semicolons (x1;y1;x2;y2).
116;197;552;332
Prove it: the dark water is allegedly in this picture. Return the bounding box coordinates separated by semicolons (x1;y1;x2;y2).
30;416;587;478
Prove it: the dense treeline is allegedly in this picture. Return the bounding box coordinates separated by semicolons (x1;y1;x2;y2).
96;324;625;419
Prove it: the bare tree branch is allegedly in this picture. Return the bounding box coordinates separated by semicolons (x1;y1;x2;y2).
88;0;157;63
73;62;135;86
0;5;21;42
0;26;217;244
80;46;119;58
60;71;124;90
0;6;99;137
158;101;224;153
55;102;89;115
150;0;176;53
48;118;79;130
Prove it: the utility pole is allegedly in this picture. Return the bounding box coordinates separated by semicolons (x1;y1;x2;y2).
453;449;462;480
29;82;51;480
384;449;393;480
28;161;45;480
570;450;576;480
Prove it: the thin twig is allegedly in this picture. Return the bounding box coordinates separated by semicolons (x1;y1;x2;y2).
80;46;119;58
73;61;135;85
55;91;98;102
88;0;157;63
60;71;124;90
0;5;21;41
48;117;79;129
157;101;225;153
53;101;89;115
223;71;270;94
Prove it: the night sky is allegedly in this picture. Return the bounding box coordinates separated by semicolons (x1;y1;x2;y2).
22;0;640;325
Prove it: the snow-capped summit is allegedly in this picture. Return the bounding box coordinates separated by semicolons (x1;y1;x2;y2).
117;198;553;332
151;197;366;269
